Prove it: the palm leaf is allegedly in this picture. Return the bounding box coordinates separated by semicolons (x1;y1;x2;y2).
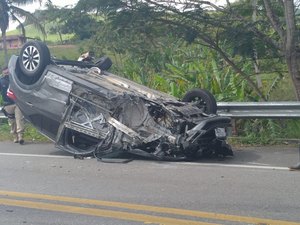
0;0;9;32
10;0;41;6
10;5;46;37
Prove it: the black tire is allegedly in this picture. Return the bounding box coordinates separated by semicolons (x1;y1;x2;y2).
182;88;217;114
94;56;112;70
18;41;51;78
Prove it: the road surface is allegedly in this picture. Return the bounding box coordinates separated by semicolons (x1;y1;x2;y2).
0;141;300;224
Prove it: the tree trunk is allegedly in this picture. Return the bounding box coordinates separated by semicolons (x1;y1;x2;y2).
284;0;300;100
58;30;63;45
1;31;9;65
252;0;262;88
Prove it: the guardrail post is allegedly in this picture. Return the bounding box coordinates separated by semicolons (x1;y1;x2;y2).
231;119;237;136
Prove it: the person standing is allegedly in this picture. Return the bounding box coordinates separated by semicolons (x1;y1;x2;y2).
0;66;25;144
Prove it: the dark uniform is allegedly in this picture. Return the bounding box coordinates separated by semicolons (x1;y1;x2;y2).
0;67;25;144
0;75;14;106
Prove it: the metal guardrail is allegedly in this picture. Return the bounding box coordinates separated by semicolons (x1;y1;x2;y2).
217;101;300;118
1;102;300;119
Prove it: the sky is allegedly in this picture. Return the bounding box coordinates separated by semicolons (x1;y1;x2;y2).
23;0;79;12
8;0;230;30
8;0;79;30
20;0;228;12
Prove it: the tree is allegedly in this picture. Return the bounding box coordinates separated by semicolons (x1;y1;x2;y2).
43;1;68;44
224;0;300;100
266;0;300;100
84;0;300;100
62;13;99;40
0;0;45;65
216;0;300;100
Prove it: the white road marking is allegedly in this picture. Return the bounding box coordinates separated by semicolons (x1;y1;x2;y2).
0;152;72;159
0;152;290;170
179;162;289;171
247;162;270;166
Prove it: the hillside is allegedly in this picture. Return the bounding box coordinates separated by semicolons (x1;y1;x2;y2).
7;23;74;44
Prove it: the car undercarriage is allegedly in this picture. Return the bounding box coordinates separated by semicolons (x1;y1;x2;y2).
8;41;233;161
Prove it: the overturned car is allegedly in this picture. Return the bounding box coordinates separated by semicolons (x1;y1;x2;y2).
8;41;233;160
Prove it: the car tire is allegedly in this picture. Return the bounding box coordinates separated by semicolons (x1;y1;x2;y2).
18;41;51;79
94;56;112;71
182;88;217;114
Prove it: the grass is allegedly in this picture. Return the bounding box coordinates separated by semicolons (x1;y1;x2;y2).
0;122;11;141
0;120;49;143
48;45;80;60
23;123;49;143
7;24;74;44
0;49;19;68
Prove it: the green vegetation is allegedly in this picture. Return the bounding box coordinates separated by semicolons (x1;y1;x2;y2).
0;122;10;141
0;48;19;67
0;121;48;142
7;24;74;44
231;119;300;145
48;45;80;60
23;123;49;143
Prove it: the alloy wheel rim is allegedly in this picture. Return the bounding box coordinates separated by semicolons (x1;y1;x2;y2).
22;46;40;71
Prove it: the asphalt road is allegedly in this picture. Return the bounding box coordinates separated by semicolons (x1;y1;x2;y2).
0;141;300;225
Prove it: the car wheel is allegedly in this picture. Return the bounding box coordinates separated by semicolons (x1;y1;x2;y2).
94;56;112;71
18;41;51;78
182;88;217;114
